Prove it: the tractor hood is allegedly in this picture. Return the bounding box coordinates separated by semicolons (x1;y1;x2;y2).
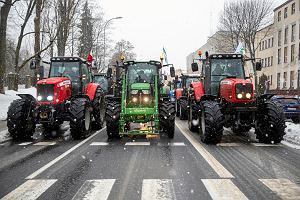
130;83;151;90
37;77;70;85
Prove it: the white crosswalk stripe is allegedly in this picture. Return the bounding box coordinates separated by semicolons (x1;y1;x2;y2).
259;179;300;200
90;142;109;146
72;179;115;200
202;179;248;200
141;179;176;200
125;142;150;146
216;143;241;147
251;143;282;147
0;179;57;200
33;142;56;146
18;142;33;146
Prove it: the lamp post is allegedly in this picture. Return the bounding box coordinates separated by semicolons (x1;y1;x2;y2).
103;16;122;69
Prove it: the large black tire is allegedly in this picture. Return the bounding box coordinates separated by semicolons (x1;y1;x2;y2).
179;98;188;120
176;100;180;117
105;101;121;139
91;87;105;130
188;93;199;132
160;101;175;138
7;99;36;140
69;98;92;140
199;100;224;144
255;99;286;144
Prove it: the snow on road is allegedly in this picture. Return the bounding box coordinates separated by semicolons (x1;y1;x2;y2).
0;86;36;120
283;122;300;149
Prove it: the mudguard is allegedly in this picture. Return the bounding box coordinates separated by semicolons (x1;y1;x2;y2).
17;94;37;103
85;83;99;101
190;82;205;102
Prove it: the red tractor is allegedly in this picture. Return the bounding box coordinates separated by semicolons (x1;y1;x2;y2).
189;53;286;144
175;74;201;120
7;57;104;140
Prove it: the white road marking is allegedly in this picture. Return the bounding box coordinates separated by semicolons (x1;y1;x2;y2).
168;142;186;146
72;179;115;200
26;127;106;179
125;142;150;146
217;143;241;147
142;179;176;200
202;179;248;200
259;179;300;200
33;142;56;146
0;179;57;200
90;142;109;146
18;142;33;146
176;122;234;178
251;143;282;147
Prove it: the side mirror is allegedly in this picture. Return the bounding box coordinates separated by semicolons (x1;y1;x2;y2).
170;66;175;77
175;75;178;82
255;62;262;71
91;62;97;70
30;60;36;70
107;68;112;78
191;63;198;72
164;75;167;80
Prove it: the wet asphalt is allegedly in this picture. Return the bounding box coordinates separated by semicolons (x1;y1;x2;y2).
0;119;299;200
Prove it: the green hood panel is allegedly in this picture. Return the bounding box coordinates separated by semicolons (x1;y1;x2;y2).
130;83;150;90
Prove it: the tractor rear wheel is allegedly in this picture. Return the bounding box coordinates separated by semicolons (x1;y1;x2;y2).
176;101;180;117
188;93;199;132
255;99;286;144
160;101;175;138
105;101;121;139
199;100;224;144
69;98;92;140
179;98;188;120
7;99;36;140
91;87;104;130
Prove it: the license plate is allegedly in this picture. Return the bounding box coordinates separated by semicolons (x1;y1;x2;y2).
287;108;296;111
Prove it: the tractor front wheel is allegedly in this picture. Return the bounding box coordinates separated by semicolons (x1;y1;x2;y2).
7;99;36;140
69;98;92;140
179;98;188;120
188;93;199;132
199;100;224;144
105;101;121;139
92;87;105;130
255;100;286;143
160;101;175;138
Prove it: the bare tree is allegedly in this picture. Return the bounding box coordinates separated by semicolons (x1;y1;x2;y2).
0;0;19;94
219;0;273;90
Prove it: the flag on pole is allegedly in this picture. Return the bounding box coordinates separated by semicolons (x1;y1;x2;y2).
234;42;245;55
163;47;168;64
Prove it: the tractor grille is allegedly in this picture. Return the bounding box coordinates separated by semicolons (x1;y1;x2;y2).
235;83;253;99
37;84;54;102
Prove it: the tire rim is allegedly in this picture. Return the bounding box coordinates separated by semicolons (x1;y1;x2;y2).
201;110;205;135
85;109;91;130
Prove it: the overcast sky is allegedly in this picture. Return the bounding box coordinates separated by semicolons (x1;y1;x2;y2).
99;0;286;68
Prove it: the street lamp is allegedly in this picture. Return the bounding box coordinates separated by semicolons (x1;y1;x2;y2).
103;16;122;69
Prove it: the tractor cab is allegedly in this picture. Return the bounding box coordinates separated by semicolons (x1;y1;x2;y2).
93;73;108;93
49;57;92;95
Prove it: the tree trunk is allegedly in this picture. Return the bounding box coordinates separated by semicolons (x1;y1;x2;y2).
34;0;42;85
0;0;13;94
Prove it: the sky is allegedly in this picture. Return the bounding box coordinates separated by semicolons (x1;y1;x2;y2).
98;0;287;68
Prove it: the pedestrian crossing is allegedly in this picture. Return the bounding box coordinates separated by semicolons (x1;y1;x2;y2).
1;178;300;200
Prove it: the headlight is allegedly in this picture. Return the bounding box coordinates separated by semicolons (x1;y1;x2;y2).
132;97;138;102
143;96;149;103
37;95;42;101
245;93;252;99
237;93;243;99
47;96;53;101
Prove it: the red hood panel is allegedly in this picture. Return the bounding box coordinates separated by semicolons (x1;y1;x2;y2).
37;77;70;85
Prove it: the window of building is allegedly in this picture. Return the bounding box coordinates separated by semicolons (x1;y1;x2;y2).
268;57;270;67
262;41;265;50
291;24;296;42
270;75;273;85
292;3;295;14
278;30;282;46
271;56;273;66
284;72;287;88
284;27;288;44
284;7;288;18
278;11;281;21
265;40;268;49
259;42;262;51
262;59;264;67
278;48;281;64
290;71;294;89
284;47;288;63
291;44;295;62
271;37;274;47
277;73;281;88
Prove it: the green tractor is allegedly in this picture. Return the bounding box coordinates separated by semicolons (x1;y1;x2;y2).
105;60;176;139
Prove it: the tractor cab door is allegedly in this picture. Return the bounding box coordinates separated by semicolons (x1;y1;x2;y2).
202;61;213;95
81;63;92;93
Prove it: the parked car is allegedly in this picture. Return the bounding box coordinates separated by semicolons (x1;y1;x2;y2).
272;95;300;123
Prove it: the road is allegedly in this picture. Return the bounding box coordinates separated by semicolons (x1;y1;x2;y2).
0;119;300;200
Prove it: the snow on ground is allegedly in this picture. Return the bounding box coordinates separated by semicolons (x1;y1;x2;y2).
0;86;36;120
283;122;300;149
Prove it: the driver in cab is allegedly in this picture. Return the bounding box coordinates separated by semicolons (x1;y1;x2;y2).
136;70;148;83
65;67;79;81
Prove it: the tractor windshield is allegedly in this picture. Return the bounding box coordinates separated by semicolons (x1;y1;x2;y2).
211;58;245;80
94;75;108;92
127;63;158;84
185;77;201;87
49;61;80;83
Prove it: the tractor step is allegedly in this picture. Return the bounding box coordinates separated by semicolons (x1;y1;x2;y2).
146;134;160;139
